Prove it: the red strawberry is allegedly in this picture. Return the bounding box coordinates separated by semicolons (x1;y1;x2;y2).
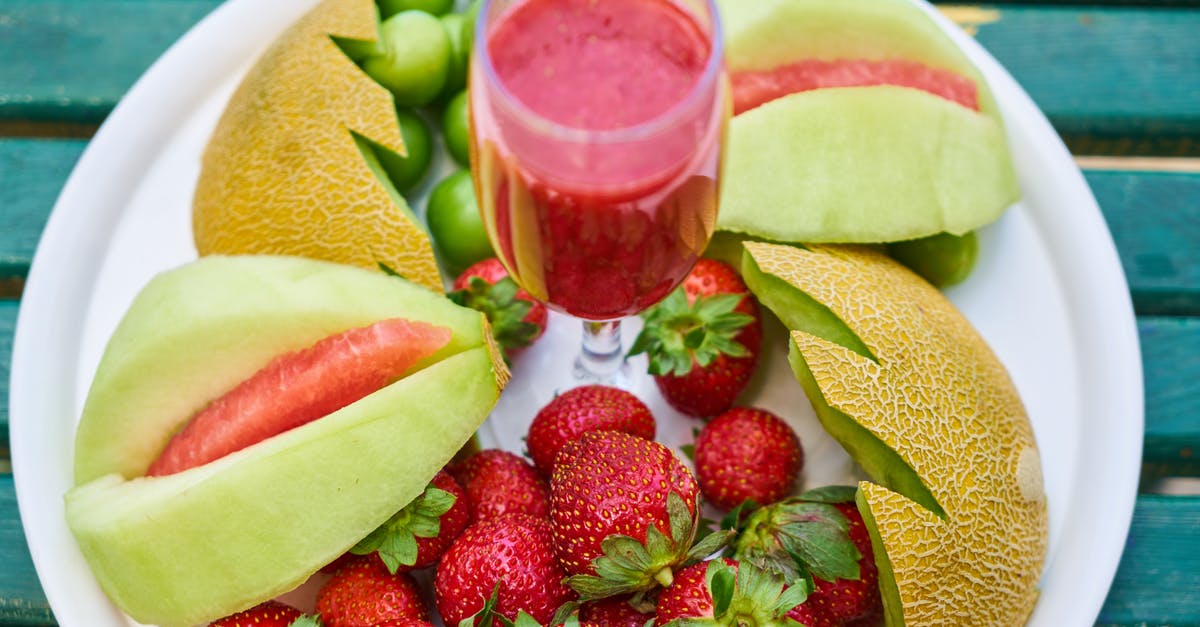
209;600;302;626
803;502;881;625
656;558;810;624
549;430;730;599
449;449;550;521
434;514;577;626
316;555;429;626
693;407;804;511
578;595;655;627
630;258;762;418
349;469;471;572
526;384;656;477
451;258;548;357
730;487;881;625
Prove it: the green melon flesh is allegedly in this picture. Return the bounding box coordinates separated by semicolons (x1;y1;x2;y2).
74;255;485;485
717;86;1018;244
66;348;499;627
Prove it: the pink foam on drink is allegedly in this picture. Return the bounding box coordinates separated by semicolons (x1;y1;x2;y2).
488;0;710;130
145;319;451;476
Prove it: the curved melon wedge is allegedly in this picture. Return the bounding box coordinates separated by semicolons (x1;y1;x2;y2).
717;0;1000;117
66;347;500;627
73;255;495;485
740;241;1048;626
717;86;1018;244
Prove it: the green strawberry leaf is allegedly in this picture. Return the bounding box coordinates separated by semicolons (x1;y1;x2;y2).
798;485;858;504
630;287;755;377
289;616;325;627
449;276;541;355
707;560;737;616
733;498;861;585
351;483;456;573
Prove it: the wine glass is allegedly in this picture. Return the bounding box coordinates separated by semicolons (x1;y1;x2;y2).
469;0;727;384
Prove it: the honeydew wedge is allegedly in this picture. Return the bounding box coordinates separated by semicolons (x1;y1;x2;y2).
741;242;1048;626
193;0;443;290
714;0;1019;244
720;86;1017;244
65;255;509;626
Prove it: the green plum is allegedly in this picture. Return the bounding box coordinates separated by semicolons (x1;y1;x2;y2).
379;0;454;18
376;108;434;194
361;10;451;107
442;89;471;167
888;231;979;287
427;170;493;273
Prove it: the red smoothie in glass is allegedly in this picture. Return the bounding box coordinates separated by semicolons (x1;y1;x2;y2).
470;0;725;319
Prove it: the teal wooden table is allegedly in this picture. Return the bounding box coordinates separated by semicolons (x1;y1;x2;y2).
1;1;1198;625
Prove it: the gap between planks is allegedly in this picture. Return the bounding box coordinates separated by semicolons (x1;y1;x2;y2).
1075;156;1200;173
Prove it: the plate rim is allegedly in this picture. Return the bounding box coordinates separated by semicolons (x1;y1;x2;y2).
9;0;1144;625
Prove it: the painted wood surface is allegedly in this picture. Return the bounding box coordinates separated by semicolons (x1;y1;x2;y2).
1;1;1198;626
0;3;1198;145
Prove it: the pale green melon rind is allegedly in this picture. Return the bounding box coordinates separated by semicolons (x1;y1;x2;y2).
65;347;498;627
73;255;486;485
855;487;905;627
741;246;945;518
716;0;1001;118
717;86;1018;244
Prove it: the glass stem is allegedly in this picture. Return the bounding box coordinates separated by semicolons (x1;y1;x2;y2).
575;319;627;381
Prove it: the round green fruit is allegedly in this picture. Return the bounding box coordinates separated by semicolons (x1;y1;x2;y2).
377;108;434;194
361;10;451;108
427;169;492;272
440;12;469;99
443;89;471;167
887;231;979;287
378;0;454;18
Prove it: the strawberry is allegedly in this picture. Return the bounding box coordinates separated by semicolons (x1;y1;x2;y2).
630;258;762;418
655;558;811;624
526;384;656;477
549;430;731;599
577;595;656;627
434;513;577;626
450;258;548;358
349;469;471;572
208;600;302;626
802;502;881;625
316;554;429;626
448;449;550;521
693;407;804;511
729;487;881;625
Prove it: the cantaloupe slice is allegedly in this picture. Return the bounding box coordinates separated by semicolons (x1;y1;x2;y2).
741;241;1048;626
192;0;443;290
65;256;508;626
714;0;1019;244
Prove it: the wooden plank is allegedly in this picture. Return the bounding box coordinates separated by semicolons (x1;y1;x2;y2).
1139;317;1200;475
1086;170;1200;315
1098;494;1200;626
0;139;84;292
1;2;1198;148
971;6;1200;147
0;301;14;452
0;0;222;124
0;474;54;625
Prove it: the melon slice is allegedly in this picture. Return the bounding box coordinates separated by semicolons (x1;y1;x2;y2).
192;0;443;290
714;0;1018;244
66;255;508;626
740;241;1048;626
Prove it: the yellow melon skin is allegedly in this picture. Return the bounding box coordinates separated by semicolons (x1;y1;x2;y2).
193;0;443;291
742;242;1048;626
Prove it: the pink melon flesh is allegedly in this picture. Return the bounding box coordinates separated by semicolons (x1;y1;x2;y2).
146;318;452;476
732;58;979;115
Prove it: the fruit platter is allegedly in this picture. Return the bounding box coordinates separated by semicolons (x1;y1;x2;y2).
8;0;1143;626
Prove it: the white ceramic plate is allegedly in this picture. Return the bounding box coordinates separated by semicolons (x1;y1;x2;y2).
9;1;1143;625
